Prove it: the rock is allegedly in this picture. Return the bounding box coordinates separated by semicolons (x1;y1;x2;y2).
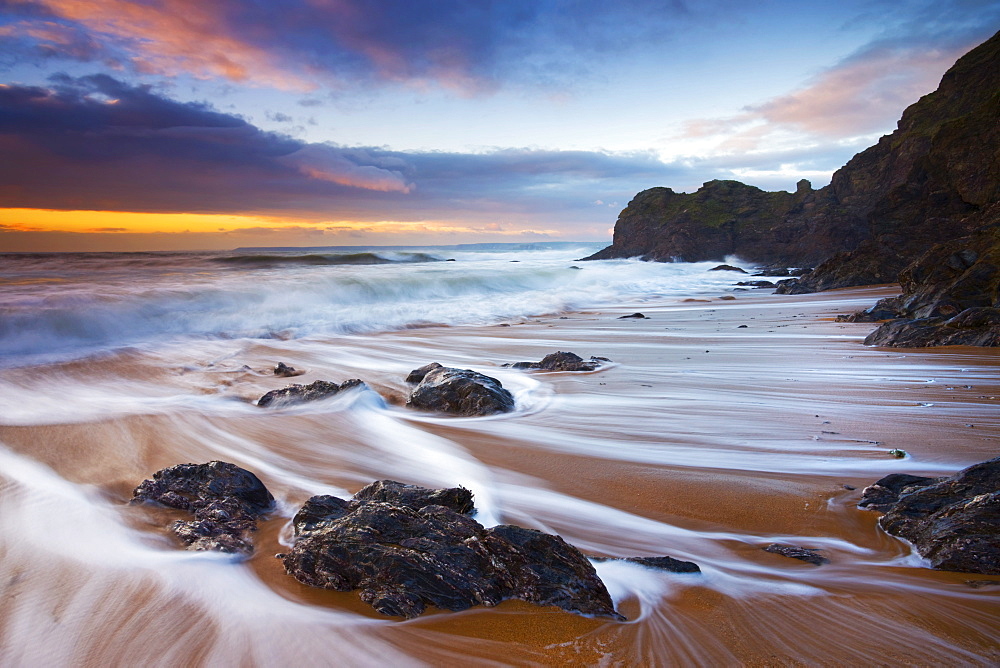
854;220;1000;346
273;362;303;377
763;543;829;566
591;555;701;573
258;379;367;407
131;461;274;555
406;366;515;416
719;295;736;300
619;312;647;319
584;31;1000;295
352;479;475;514
503;351;609;372
864;307;1000;347
858;473;937;512
754;267;795;277
736;280;776;288
709;264;747;273
836;296;906;322
281;482;623;620
859;457;1000;574
405;362;443;384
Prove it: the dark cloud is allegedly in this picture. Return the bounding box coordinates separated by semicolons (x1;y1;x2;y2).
0;76;686;226
1;0;694;92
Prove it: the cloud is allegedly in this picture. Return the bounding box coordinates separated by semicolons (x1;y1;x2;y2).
0;75;417;213
680;19;1000;151
1;0;695;93
0;75;700;230
280;145;412;193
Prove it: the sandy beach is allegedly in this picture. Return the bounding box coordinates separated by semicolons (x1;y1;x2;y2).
1;284;998;666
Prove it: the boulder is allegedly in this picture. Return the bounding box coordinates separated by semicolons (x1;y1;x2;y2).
736;280;776;288
405;362;443;384
504;351;610;372
859;457;1000;574
258;379;367;407
280;481;623;619
131;461;274;555
709;264;747;273
405;366;515;416
618;312;648;319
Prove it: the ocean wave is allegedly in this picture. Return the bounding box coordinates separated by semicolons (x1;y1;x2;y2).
212;252;444;267
0;250;752;365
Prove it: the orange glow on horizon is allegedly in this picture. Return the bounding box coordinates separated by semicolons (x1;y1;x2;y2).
0;209;563;239
0;208;358;234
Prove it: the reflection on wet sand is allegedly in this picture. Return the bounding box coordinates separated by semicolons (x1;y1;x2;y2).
1;287;998;665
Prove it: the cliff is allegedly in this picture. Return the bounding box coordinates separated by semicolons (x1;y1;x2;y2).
584;30;1000;291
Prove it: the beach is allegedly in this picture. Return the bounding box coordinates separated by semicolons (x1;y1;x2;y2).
1;250;998;666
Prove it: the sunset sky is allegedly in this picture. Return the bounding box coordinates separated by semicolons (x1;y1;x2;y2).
1;0;998;251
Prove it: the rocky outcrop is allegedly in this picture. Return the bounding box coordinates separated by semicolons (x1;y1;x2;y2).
131;461;275;555
258;379;366;407
864;308;1000;347
583;178;850;266
280;480;624;619
587;30;1000;297
857;219;1000;346
504;351;610;372
405;365;515;416
859;457;1000;574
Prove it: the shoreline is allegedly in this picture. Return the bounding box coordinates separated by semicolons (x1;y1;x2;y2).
1;284;998;665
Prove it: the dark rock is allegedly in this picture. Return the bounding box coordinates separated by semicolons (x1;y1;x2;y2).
837;296;906;322
619;312;647;319
281;483;623;620
503;351;609;372
258;379;367;407
709;264;747;273
584;32;1000;296
763;543;829;566
274;362;303;377
352;479;474;514
592;555;701;573
858;473;937;512
736;280;776;288
406;366;515;416
864;307;1000;347
860;457;1000;574
131;461;274;555
405;362;443;384
754;267;794;277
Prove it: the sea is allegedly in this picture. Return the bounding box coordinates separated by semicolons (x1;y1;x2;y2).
0;243;749;365
1;244;997;665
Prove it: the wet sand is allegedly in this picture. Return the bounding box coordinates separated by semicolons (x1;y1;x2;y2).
1;286;998;666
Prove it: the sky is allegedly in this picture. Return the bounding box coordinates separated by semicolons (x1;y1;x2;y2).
1;1;998;251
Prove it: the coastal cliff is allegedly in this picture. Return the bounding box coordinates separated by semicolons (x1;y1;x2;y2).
584;30;1000;294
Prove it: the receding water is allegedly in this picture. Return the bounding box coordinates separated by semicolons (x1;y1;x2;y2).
1;247;997;665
